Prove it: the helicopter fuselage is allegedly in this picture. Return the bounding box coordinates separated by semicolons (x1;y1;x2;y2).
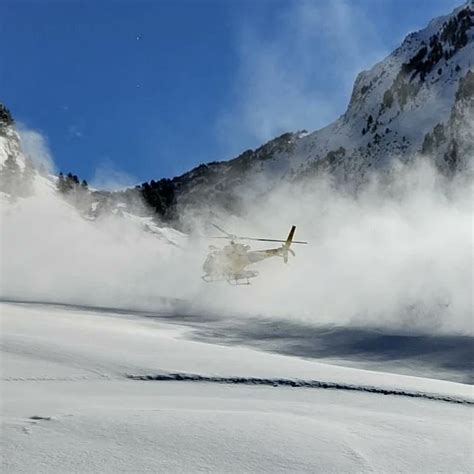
202;242;290;284
201;225;303;285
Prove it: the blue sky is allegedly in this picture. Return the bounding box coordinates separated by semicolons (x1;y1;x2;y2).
0;0;461;186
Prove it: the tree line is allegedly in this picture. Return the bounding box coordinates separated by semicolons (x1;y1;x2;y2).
57;172;88;194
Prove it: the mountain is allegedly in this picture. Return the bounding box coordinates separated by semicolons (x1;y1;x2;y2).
1;2;472;227
132;1;473;223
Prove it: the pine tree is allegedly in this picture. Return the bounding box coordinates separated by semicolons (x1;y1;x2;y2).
64;172;76;192
57;172;66;193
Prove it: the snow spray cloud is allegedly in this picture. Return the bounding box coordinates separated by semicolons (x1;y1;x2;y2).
0;128;472;336
17;125;56;175
0;188;205;310
184;158;473;336
90;159;138;191
0;129;202;311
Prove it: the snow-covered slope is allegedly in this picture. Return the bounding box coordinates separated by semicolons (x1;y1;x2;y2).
1;302;472;473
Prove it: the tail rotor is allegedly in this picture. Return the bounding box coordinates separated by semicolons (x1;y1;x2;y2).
282;225;298;263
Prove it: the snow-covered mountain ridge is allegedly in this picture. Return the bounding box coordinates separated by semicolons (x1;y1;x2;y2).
1;2;472;225
137;1;473;220
298;1;474;179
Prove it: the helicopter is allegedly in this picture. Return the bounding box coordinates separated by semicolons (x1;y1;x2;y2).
202;224;307;285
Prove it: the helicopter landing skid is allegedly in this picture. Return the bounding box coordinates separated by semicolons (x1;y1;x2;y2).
227;278;251;286
201;275;226;283
201;270;259;285
227;270;259;286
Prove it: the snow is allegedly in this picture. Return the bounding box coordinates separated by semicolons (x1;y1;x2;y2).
1;302;473;473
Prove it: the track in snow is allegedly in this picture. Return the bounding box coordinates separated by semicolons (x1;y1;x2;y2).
127;372;474;405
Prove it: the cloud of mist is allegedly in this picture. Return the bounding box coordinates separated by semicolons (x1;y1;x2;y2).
1;148;471;336
217;0;387;156
189;159;472;335
1;130;195;309
17;125;56;174
0;182;196;309
90;159;137;190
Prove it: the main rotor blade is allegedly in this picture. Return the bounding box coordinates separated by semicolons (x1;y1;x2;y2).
211;236;308;244
210;223;233;237
241;237;308;244
209;224;308;244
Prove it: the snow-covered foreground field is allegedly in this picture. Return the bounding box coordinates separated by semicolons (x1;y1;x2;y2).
1;302;473;473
